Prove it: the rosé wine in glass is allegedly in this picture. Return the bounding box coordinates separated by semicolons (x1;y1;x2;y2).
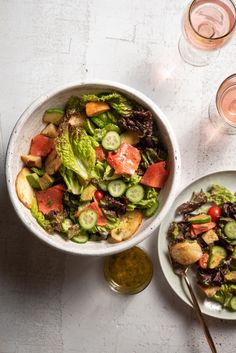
179;0;236;66
209;74;236;134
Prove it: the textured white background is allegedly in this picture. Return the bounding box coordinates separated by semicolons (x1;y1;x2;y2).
1;0;236;352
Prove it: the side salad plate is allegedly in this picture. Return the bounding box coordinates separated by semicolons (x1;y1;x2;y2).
158;170;236;320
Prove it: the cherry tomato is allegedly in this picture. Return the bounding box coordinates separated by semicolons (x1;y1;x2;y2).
207;206;222;223
94;190;105;202
198;253;209;269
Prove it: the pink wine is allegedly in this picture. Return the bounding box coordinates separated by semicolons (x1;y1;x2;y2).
218;84;236;126
184;0;235;50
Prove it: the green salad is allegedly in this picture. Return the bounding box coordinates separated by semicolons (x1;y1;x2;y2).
169;184;236;311
16;91;169;244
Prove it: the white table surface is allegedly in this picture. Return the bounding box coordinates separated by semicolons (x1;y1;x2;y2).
1;1;236;352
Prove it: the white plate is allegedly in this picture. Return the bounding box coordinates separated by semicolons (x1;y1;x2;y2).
158;170;236;320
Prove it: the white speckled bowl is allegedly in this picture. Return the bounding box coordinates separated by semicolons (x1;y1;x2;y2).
5;81;181;256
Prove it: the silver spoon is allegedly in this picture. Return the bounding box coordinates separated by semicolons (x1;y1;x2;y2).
168;247;217;353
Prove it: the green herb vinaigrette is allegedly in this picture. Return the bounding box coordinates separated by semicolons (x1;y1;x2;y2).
104;247;153;294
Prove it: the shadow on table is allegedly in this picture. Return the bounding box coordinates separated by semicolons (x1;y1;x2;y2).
0;182;67;296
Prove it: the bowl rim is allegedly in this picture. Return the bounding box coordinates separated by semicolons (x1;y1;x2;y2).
5;80;181;255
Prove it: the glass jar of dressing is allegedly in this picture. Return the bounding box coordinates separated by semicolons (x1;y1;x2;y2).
104;246;153;294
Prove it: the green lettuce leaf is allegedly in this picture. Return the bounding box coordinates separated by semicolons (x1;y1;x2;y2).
31;199;53;233
56;124;96;181
82;92;133;117
60;165;83;195
206;184;236;205
66;96;83;115
127;187;158;210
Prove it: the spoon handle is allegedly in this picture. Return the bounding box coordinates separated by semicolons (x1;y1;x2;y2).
183;274;217;353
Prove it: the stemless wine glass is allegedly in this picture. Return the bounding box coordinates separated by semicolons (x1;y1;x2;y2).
209;73;236;134
179;0;236;66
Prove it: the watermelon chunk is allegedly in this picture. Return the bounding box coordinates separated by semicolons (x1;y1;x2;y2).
141;161;168;188
30;134;54;157
95;146;105;161
35;184;65;215
107;143;141;175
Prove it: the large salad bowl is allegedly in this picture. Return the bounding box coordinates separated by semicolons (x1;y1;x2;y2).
5;81;181;255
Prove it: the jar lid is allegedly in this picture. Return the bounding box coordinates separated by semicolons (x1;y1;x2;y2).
104;246;153;294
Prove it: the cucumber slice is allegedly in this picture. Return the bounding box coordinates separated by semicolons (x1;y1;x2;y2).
78;210;97;230
26;173;40;189
230;258;236;271
108;180;126;197
224;221;236;240
91;115;106;128
98;181;108;192
208;246;227;269
188;214;211;224
102;131;120;151
84;119;95;135
232;247;236;259
144;201;159;218
61;219;73;233
43;108;64;125
104;123;120;133
126;185;144;203
72;233;89;244
229;296;236;311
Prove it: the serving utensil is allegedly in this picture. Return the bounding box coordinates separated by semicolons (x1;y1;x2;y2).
168;247;217;353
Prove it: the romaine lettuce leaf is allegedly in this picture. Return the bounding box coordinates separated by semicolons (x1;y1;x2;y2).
60;165;82;195
31;199;53;233
56;124;96;181
82;92;133;117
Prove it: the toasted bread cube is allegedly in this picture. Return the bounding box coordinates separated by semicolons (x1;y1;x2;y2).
198;285;221;298
85;102;110;117
202;230;219;245
225;271;236;282
41;123;58;138
45;149;61;175
21;154;42;168
69;115;85;127
170;241;203;266
111;210;143;242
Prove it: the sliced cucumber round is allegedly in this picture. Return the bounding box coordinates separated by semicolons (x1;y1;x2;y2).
72;232;89;244
126;185;144;203
188;214;211;224
102;131;120;150
108;180;126;197
224;221;236;240
229;296;236;311
84;119;95;135
144;201;159;218
98;181;108;192
208;245;227;269
78;209;97;230
61;218;73;233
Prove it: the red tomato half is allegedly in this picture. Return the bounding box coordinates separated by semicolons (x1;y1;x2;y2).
94;190;105;202
207;206;222;223
198;253;209;269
